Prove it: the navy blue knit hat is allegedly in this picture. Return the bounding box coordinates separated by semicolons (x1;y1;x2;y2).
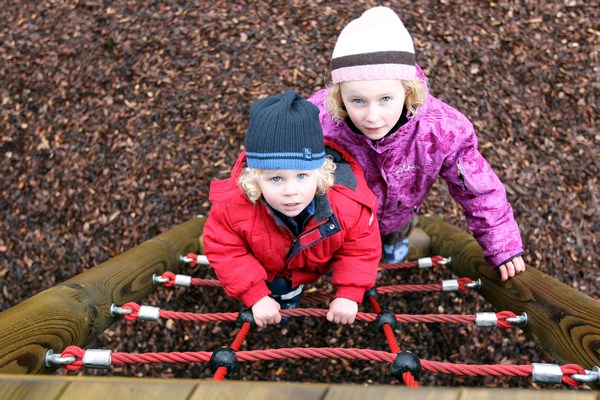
245;90;326;170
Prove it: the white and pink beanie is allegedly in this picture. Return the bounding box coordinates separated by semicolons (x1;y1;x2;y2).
331;6;416;84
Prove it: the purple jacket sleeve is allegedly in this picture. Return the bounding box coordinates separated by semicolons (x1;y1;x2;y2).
439;120;524;268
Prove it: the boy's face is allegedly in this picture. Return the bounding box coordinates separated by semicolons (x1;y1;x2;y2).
340;79;406;140
258;169;318;217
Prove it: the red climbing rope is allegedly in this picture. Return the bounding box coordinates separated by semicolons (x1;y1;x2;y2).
115;302;522;330
379;255;447;270
182;253;448;271
157;274;478;296
56;345;588;387
377;283;441;293
402;371;418;387
212;321;251;380
160;271;222;288
46;252;594;388
366;291;411;384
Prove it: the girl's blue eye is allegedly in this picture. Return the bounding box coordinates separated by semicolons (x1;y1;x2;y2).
271;176;281;183
381;96;391;102
297;173;307;180
352;98;364;104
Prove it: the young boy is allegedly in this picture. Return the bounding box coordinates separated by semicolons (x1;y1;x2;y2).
202;90;381;327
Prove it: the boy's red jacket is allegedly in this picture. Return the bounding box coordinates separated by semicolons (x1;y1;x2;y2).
203;140;381;307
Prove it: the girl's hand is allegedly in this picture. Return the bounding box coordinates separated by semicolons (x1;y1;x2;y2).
251;296;281;327
326;298;358;324
498;256;526;282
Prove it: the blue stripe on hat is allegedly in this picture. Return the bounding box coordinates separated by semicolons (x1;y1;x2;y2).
246;150;326;170
246;151;326;160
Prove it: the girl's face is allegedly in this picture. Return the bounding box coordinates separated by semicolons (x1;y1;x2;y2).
340;79;406;140
258;169;318;217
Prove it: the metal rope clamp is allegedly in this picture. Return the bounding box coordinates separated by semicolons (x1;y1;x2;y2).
417;257;434;269
138;305;160;321
441;279;459;291
82;349;112;369
180;254;210;265
174;274;192;287
195;255;209;265
532;363;563;384
475;312;498;327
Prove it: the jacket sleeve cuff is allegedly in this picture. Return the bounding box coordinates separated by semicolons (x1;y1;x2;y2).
489;251;526;269
335;286;367;304
239;281;272;307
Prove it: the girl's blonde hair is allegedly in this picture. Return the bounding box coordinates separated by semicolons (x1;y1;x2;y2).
238;156;336;202
324;79;427;122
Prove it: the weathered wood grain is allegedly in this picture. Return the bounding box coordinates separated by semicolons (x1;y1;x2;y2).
0;217;204;374
418;215;600;371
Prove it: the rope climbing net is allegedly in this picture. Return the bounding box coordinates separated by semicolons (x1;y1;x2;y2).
46;253;600;387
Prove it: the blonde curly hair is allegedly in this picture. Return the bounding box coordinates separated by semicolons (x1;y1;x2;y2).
238;156;336;202
324;79;427;122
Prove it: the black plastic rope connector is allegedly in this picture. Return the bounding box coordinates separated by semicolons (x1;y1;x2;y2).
373;310;398;332
362;287;379;303
208;347;239;376
391;351;422;382
237;308;256;328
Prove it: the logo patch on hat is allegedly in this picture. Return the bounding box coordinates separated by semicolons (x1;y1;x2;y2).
303;147;312;160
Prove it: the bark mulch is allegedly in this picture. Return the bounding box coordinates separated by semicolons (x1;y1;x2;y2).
0;0;598;388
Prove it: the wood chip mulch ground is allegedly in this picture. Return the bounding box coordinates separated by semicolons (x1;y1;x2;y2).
0;0;598;389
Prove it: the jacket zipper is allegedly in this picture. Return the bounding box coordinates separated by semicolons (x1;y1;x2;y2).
457;159;485;194
287;217;339;261
457;162;468;192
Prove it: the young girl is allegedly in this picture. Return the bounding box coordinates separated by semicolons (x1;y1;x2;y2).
203;90;380;327
308;6;525;282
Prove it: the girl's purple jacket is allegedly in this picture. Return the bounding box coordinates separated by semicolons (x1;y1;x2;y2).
308;66;524;268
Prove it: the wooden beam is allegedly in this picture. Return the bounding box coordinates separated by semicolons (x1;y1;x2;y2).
0;217;205;375
418;215;600;371
2;375;598;400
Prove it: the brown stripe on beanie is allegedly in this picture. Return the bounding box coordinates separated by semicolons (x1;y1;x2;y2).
331;51;416;70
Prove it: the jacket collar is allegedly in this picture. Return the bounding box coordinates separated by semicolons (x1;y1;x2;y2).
267;199;316;236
